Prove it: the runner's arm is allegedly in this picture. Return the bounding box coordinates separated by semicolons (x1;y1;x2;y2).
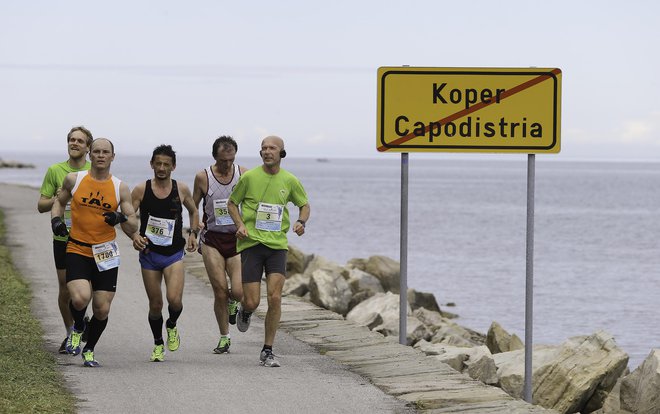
50;174;74;220
227;200;247;240
130;182;148;250
192;170;206;230
38;192;59;213
179;182;199;252
118;182;139;238
292;203;310;236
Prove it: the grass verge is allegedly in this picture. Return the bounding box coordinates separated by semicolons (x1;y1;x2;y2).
0;209;76;413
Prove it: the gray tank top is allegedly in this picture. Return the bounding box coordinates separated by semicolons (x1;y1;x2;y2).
201;164;241;234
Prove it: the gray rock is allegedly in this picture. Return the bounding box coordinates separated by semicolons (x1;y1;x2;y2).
487;321;524;354
493;331;629;414
407;288;441;313
364;255;400;293
346;268;384;294
347;290;376;313
308;268;352;316
283;272;310;296
286;244;310;275
304;254;345;277
620;349;660;414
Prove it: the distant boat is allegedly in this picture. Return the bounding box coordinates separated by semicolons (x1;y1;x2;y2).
316;158;330;163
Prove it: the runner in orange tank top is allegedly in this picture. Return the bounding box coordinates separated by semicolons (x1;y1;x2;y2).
51;138;138;367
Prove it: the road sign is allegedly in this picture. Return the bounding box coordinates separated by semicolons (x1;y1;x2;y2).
377;67;562;153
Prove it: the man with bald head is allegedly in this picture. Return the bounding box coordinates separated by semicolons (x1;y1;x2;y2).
227;135;310;367
51;138;138;367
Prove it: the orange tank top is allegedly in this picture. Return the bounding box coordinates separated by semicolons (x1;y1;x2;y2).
67;171;121;257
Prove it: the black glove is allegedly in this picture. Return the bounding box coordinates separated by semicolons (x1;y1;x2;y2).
103;211;128;226
51;217;69;237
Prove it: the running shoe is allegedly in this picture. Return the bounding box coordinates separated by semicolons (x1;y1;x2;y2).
58;337;68;354
82;350;100;367
150;344;165;362
81;315;90;342
66;329;83;355
228;300;238;325
236;306;252;333
213;336;231;354
166;326;180;351
259;349;280;367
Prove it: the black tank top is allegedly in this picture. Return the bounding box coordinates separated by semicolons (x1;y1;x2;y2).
139;179;186;255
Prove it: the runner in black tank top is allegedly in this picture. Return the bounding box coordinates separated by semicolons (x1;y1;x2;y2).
131;145;200;362
139;179;186;256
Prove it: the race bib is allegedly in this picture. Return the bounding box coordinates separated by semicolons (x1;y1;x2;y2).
213;199;234;226
145;215;175;246
92;240;120;271
255;202;284;232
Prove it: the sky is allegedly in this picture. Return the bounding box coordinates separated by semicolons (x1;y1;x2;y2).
1;0;659;161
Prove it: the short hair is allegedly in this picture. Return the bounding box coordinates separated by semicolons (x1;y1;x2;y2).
91;138;114;154
212;135;238;158
151;144;176;166
67;126;93;147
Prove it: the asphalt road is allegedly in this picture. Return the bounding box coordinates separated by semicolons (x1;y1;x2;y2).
1;183;411;414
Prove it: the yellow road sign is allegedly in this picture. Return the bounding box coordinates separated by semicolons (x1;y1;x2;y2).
377;67;562;153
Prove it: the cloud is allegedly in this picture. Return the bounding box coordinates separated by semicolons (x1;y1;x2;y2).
304;134;327;145
619;111;660;144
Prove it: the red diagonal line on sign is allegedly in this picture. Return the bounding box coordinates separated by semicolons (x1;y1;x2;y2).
377;68;561;152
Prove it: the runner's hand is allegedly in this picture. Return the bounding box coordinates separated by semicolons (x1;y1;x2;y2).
103;211;128;226
51;217;69;237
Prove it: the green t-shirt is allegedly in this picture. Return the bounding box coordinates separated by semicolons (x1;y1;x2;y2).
40;160;91;241
229;166;308;252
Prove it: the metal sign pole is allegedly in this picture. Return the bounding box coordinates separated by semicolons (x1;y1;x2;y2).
399;152;409;345
523;153;536;402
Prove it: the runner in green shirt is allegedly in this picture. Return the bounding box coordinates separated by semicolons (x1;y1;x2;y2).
228;135;310;368
37;126;93;353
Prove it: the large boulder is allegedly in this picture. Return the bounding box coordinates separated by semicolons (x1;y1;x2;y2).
407;288;441;313
363;255;400;293
486;321;524;354
282;273;310;297
303;254;345;277
346;292;405;329
286;244;310;275
346;292;428;345
428;318;486;347
345;268;384;295
347;290;376;313
493;331;629;414
414;341;497;384
620;349;660;414
308;268;352;316
413;307;446;329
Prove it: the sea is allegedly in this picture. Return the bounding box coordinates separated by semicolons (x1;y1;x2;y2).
2;151;660;369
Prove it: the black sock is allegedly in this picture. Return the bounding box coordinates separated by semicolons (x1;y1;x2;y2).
83;316;108;351
262;345;272;352
166;305;182;329
148;314;164;344
69;301;87;332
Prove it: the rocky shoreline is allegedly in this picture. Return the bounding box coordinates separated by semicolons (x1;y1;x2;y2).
284;245;660;414
0;158;34;168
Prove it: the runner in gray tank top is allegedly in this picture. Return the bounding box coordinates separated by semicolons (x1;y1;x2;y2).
192;135;248;354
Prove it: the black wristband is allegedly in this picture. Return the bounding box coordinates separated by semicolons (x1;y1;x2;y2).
296;219;306;228
188;229;199;237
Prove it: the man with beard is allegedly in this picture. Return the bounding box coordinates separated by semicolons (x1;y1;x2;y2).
38;126;92;353
131;145;199;362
